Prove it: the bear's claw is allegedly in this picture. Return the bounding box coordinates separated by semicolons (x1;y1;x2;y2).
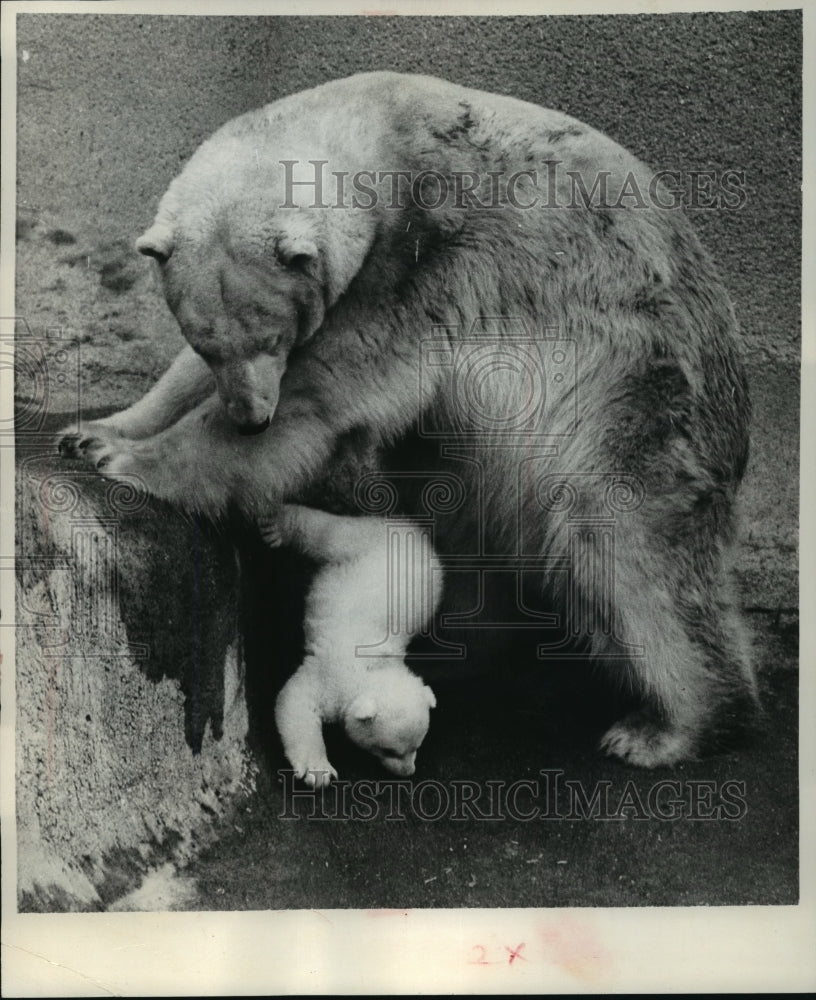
58;422;122;461
600;713;695;768
58;432;87;458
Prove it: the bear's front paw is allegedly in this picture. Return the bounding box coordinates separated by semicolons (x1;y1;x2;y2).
57;422;123;462
81;436;144;477
292;758;338;788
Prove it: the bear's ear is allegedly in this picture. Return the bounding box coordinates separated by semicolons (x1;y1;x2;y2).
349;696;377;723
424;685;437;709
136;222;174;263
277;232;318;270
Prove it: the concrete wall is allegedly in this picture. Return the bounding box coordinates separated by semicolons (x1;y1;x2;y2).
15;449;252;910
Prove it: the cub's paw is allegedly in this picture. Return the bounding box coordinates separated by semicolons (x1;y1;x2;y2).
258;516;284;549
600;712;695;768
292;758;338;788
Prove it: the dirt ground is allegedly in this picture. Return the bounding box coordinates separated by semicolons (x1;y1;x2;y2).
13;10;800;910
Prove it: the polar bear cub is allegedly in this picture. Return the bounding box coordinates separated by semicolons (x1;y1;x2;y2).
264;504;440;787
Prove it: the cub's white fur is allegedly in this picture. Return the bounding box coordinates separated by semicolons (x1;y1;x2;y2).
268;505;439;787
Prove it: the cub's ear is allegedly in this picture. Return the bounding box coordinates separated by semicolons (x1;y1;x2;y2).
424;685;437;709
349;696;377;723
277;231;318;270
136;222;174;263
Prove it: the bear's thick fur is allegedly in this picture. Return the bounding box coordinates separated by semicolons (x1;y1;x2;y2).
59;72;756;767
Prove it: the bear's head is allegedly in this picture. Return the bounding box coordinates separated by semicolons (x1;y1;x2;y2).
136;145;377;434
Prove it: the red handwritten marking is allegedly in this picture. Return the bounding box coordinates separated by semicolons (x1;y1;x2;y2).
469;945;495;965
469;926;609;978
470;943;527;966
506;943;527;964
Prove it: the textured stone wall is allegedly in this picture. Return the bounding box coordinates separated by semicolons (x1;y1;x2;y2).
15;454;253;910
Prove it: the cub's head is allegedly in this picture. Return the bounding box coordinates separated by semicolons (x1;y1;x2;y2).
342;667;437;777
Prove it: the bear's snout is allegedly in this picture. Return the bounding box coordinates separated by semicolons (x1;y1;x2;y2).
213;355;284;434
236;415;271;436
221;393;274;434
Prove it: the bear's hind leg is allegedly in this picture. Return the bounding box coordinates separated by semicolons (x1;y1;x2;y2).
545;352;758;766
593;518;757;768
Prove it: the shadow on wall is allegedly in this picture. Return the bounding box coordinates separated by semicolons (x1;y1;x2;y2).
17;436;240;753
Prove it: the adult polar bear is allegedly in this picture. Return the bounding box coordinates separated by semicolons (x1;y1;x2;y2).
59;72;756;767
